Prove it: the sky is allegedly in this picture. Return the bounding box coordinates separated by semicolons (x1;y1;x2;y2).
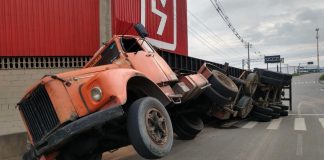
187;0;324;71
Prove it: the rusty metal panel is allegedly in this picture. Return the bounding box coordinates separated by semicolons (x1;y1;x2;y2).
111;0;188;56
0;0;99;57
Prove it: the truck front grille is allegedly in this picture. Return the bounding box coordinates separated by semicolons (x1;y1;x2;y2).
18;85;60;143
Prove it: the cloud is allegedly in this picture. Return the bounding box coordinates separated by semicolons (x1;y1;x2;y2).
188;0;324;67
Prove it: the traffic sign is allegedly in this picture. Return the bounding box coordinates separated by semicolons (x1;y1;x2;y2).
264;55;281;63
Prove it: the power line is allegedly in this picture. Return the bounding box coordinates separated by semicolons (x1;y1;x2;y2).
209;0;264;57
187;10;244;57
188;27;230;59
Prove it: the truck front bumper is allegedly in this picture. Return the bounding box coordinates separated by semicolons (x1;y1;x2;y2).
23;106;125;160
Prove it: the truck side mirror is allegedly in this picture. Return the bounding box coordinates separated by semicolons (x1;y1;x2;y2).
134;23;149;38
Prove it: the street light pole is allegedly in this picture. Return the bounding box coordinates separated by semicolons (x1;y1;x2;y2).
316;28;320;72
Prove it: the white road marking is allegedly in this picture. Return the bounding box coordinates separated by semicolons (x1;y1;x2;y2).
266;118;283;130
296;101;305;117
242;121;258;129
296;134;303;156
318;118;324;128
294;118;307;131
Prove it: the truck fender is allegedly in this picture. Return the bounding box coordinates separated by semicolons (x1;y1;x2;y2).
80;68;171;113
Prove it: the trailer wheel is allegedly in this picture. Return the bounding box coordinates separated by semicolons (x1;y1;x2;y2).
276;104;289;110
280;110;289;117
270;112;280;119
251;111;272;122
253;106;273;115
269;105;282;114
173;114;204;140
127;97;173;159
236;96;253;118
244;73;259;96
209;70;238;98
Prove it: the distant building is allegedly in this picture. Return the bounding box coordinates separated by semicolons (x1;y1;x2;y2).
297;64;323;73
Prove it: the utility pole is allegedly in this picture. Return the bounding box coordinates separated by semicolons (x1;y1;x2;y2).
242;59;245;69
298;63;301;75
245;42;252;71
316;28;320;72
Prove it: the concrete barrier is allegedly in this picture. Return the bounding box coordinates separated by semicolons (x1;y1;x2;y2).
0;132;27;159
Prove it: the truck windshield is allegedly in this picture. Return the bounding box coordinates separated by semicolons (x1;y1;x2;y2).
94;42;120;66
120;38;143;53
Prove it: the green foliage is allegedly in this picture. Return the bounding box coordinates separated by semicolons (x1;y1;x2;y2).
320;74;324;81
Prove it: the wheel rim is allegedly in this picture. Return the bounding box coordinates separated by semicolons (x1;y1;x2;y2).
238;97;253;118
145;108;168;145
246;74;258;95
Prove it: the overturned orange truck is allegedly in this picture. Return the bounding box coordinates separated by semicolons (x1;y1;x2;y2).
19;24;251;160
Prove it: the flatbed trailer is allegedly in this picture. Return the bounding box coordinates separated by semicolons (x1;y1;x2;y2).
158;50;292;110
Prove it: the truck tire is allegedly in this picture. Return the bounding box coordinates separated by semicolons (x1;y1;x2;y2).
236;96;254;119
276;104;289;110
251;111;272;122
173;120;196;140
280;110;289;117
244;73;259;96
173;114;204;140
270;112;280;119
253;106;273;115
127;97;173;159
208;70;238;98
268;105;282;114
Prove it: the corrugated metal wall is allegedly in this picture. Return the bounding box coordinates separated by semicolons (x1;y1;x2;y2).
0;0;99;56
111;0;188;56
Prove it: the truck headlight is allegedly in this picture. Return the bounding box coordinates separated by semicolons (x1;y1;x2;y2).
91;87;103;102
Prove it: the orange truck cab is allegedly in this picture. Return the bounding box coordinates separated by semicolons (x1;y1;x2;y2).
19;24;210;160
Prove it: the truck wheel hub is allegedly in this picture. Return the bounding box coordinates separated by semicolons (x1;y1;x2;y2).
146;108;168;145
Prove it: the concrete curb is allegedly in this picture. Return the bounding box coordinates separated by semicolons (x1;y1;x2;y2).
0;132;27;160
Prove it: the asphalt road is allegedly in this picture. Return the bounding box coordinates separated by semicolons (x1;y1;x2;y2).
103;73;324;160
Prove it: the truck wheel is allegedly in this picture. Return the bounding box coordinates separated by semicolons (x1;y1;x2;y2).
268;105;282;114
276;104;289;110
270;112;280;119
209;70;238;98
173;120;196;140
280;110;289;117
173;114;204;140
244;73;259;96
251;111;272;122
236;96;253;119
253;106;273;115
127;97;173;159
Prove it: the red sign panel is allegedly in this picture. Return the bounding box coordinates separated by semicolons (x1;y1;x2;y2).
111;0;188;56
0;0;99;57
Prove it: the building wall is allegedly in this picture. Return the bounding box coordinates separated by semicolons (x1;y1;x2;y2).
0;68;74;136
111;0;188;55
0;0;100;56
